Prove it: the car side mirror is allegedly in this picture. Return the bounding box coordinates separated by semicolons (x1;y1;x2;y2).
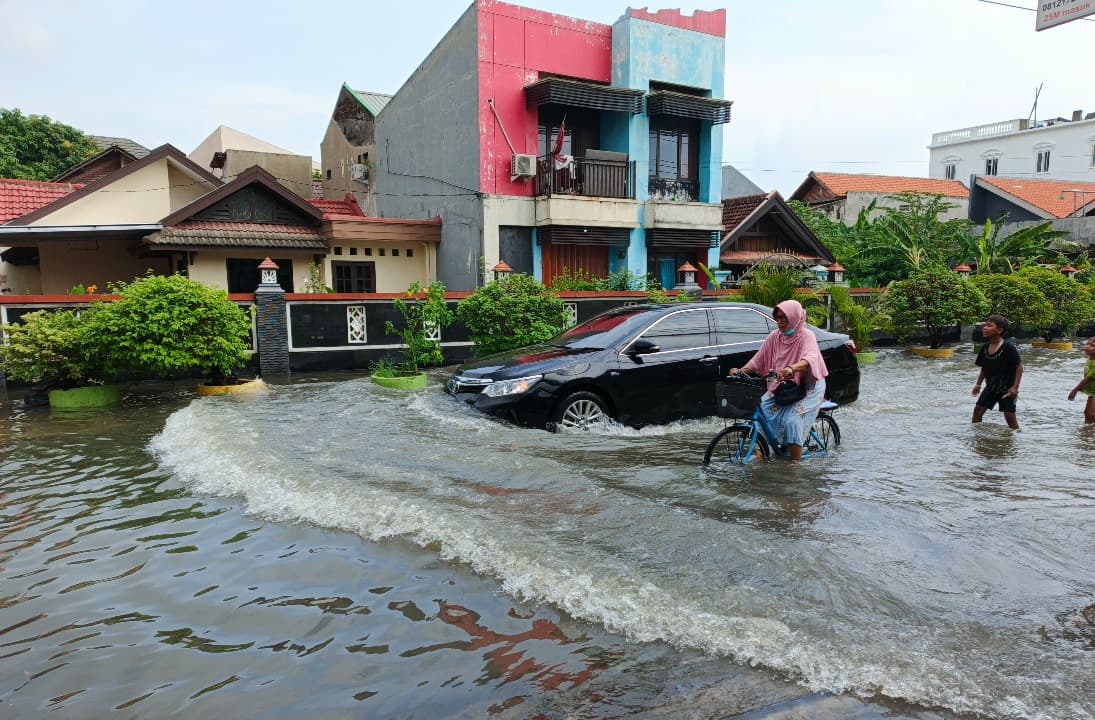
627;339;660;358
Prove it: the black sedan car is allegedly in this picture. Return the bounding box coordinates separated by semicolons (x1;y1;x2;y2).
446;302;860;430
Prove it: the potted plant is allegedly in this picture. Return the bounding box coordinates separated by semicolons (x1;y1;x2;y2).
827;285;889;363
88;273;257;394
373;281;453;390
0;306;121;408
1018;266;1095;349
885;270;988;357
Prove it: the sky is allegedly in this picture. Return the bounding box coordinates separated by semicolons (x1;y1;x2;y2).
2;0;1093;196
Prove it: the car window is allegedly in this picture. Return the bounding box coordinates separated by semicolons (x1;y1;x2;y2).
555;307;653;348
710;307;775;345
636;309;711;352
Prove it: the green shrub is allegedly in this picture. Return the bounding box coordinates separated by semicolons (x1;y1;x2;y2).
90;273;251;382
885;270;988;348
384;281;454;373
0;307;112;388
456;274;569;355
548;267;601;291
827;286;889;351
969;273;1053;334
1018;266;1095;342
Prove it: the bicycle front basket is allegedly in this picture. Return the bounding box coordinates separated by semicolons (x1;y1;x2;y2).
716;381;764;419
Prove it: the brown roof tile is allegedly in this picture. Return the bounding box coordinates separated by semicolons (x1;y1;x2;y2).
813;172;969;199
146;221;325;249
722;193;769;231
977;175;1095;219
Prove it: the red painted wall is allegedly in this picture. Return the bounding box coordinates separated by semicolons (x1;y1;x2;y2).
477;0;612;196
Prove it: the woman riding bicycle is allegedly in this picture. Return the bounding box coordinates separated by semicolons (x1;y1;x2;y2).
728;299;829;462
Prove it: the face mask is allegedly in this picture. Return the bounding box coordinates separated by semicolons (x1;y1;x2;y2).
782;328;795;336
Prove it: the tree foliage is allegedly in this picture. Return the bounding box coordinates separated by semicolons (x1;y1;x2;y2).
0;307;113;388
456;274;569;356
384;281;454;373
739;265;826;325
885;270;989;348
826;285;890;351
1017;266;1095;342
0;108;99;180
89;273;251;380
969;273;1053;333
959;218;1071;274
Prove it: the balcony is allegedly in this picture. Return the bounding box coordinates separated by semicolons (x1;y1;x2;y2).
534;154;636;200
648;177;699;203
930;119;1029;147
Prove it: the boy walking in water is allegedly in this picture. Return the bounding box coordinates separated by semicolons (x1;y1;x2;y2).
1067;336;1095;424
972;314;1023;430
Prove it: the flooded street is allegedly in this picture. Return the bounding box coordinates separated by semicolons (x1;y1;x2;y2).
1;345;1093;719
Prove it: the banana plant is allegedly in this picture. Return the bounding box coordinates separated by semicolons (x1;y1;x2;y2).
958;218;1071;274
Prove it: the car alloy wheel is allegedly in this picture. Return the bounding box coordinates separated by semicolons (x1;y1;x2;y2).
555;392;608;430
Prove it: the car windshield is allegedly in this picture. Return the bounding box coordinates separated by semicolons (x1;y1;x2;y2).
552;307;656;349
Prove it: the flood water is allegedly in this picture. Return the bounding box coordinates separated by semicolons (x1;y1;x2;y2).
1;345;1093;720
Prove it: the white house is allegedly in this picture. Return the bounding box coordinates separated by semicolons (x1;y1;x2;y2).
929;110;1095;185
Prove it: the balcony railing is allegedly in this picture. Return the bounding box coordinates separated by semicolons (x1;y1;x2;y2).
930;119;1029;147
648;177;700;203
535;155;635;199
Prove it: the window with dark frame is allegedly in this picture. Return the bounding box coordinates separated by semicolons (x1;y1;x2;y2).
648;119;698;181
944;163;956;180
1036;149;1051;174
985;157;998;175
332;261;375;293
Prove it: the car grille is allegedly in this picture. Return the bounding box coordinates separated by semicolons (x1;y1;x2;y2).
447;375;493;395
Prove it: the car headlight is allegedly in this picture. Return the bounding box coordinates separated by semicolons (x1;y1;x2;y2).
481;374;542;397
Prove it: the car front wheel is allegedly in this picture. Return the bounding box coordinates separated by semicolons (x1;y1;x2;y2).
551;391;610;431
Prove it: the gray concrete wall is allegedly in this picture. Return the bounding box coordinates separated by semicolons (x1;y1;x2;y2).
1000;216;1095;249
372;5;482;291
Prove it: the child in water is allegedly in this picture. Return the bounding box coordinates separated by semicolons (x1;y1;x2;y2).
1066;336;1095;424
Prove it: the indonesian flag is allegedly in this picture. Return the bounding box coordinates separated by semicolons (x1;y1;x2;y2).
552;116;567;161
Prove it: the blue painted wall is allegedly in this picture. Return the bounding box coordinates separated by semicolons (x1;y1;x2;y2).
610;15;726;279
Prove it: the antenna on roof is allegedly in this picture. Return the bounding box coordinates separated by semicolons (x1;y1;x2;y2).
1027;82;1043;126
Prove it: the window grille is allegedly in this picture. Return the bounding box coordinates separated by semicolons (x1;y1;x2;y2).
348;306;367;344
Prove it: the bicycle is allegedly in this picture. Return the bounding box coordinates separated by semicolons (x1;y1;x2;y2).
702;372;841;466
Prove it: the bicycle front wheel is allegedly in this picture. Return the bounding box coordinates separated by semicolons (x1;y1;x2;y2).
806;414;841;451
704;425;769;466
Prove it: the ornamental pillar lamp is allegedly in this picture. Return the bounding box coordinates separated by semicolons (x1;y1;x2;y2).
258;257;280;286
491;260;512;281
953;262;972;279
826;262;845;284
1060;264;1077;278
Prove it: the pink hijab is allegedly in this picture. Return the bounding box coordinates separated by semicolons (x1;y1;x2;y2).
748;299;829;390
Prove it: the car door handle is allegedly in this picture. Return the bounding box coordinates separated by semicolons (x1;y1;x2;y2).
699;356;718;365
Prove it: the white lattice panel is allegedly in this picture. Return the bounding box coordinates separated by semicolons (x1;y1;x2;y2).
347;306;367;343
424;319;441;343
564;302;578;327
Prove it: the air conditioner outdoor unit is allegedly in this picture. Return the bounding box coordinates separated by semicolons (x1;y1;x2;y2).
350;163;368;182
510;153;537;179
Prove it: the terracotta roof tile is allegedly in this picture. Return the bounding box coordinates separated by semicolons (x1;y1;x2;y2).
813;172;969;199
722;193;769;231
977;175;1095;219
0;178;83;223
308;193;365;219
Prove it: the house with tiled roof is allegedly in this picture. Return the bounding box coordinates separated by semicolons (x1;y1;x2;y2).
0;179;82;293
970;175;1095;221
0;150;442;296
54;144;144;186
0;145;222;294
320;84;393;215
719;191;834;283
790;171;969;225
968;174;1095;247
89;135;150;159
